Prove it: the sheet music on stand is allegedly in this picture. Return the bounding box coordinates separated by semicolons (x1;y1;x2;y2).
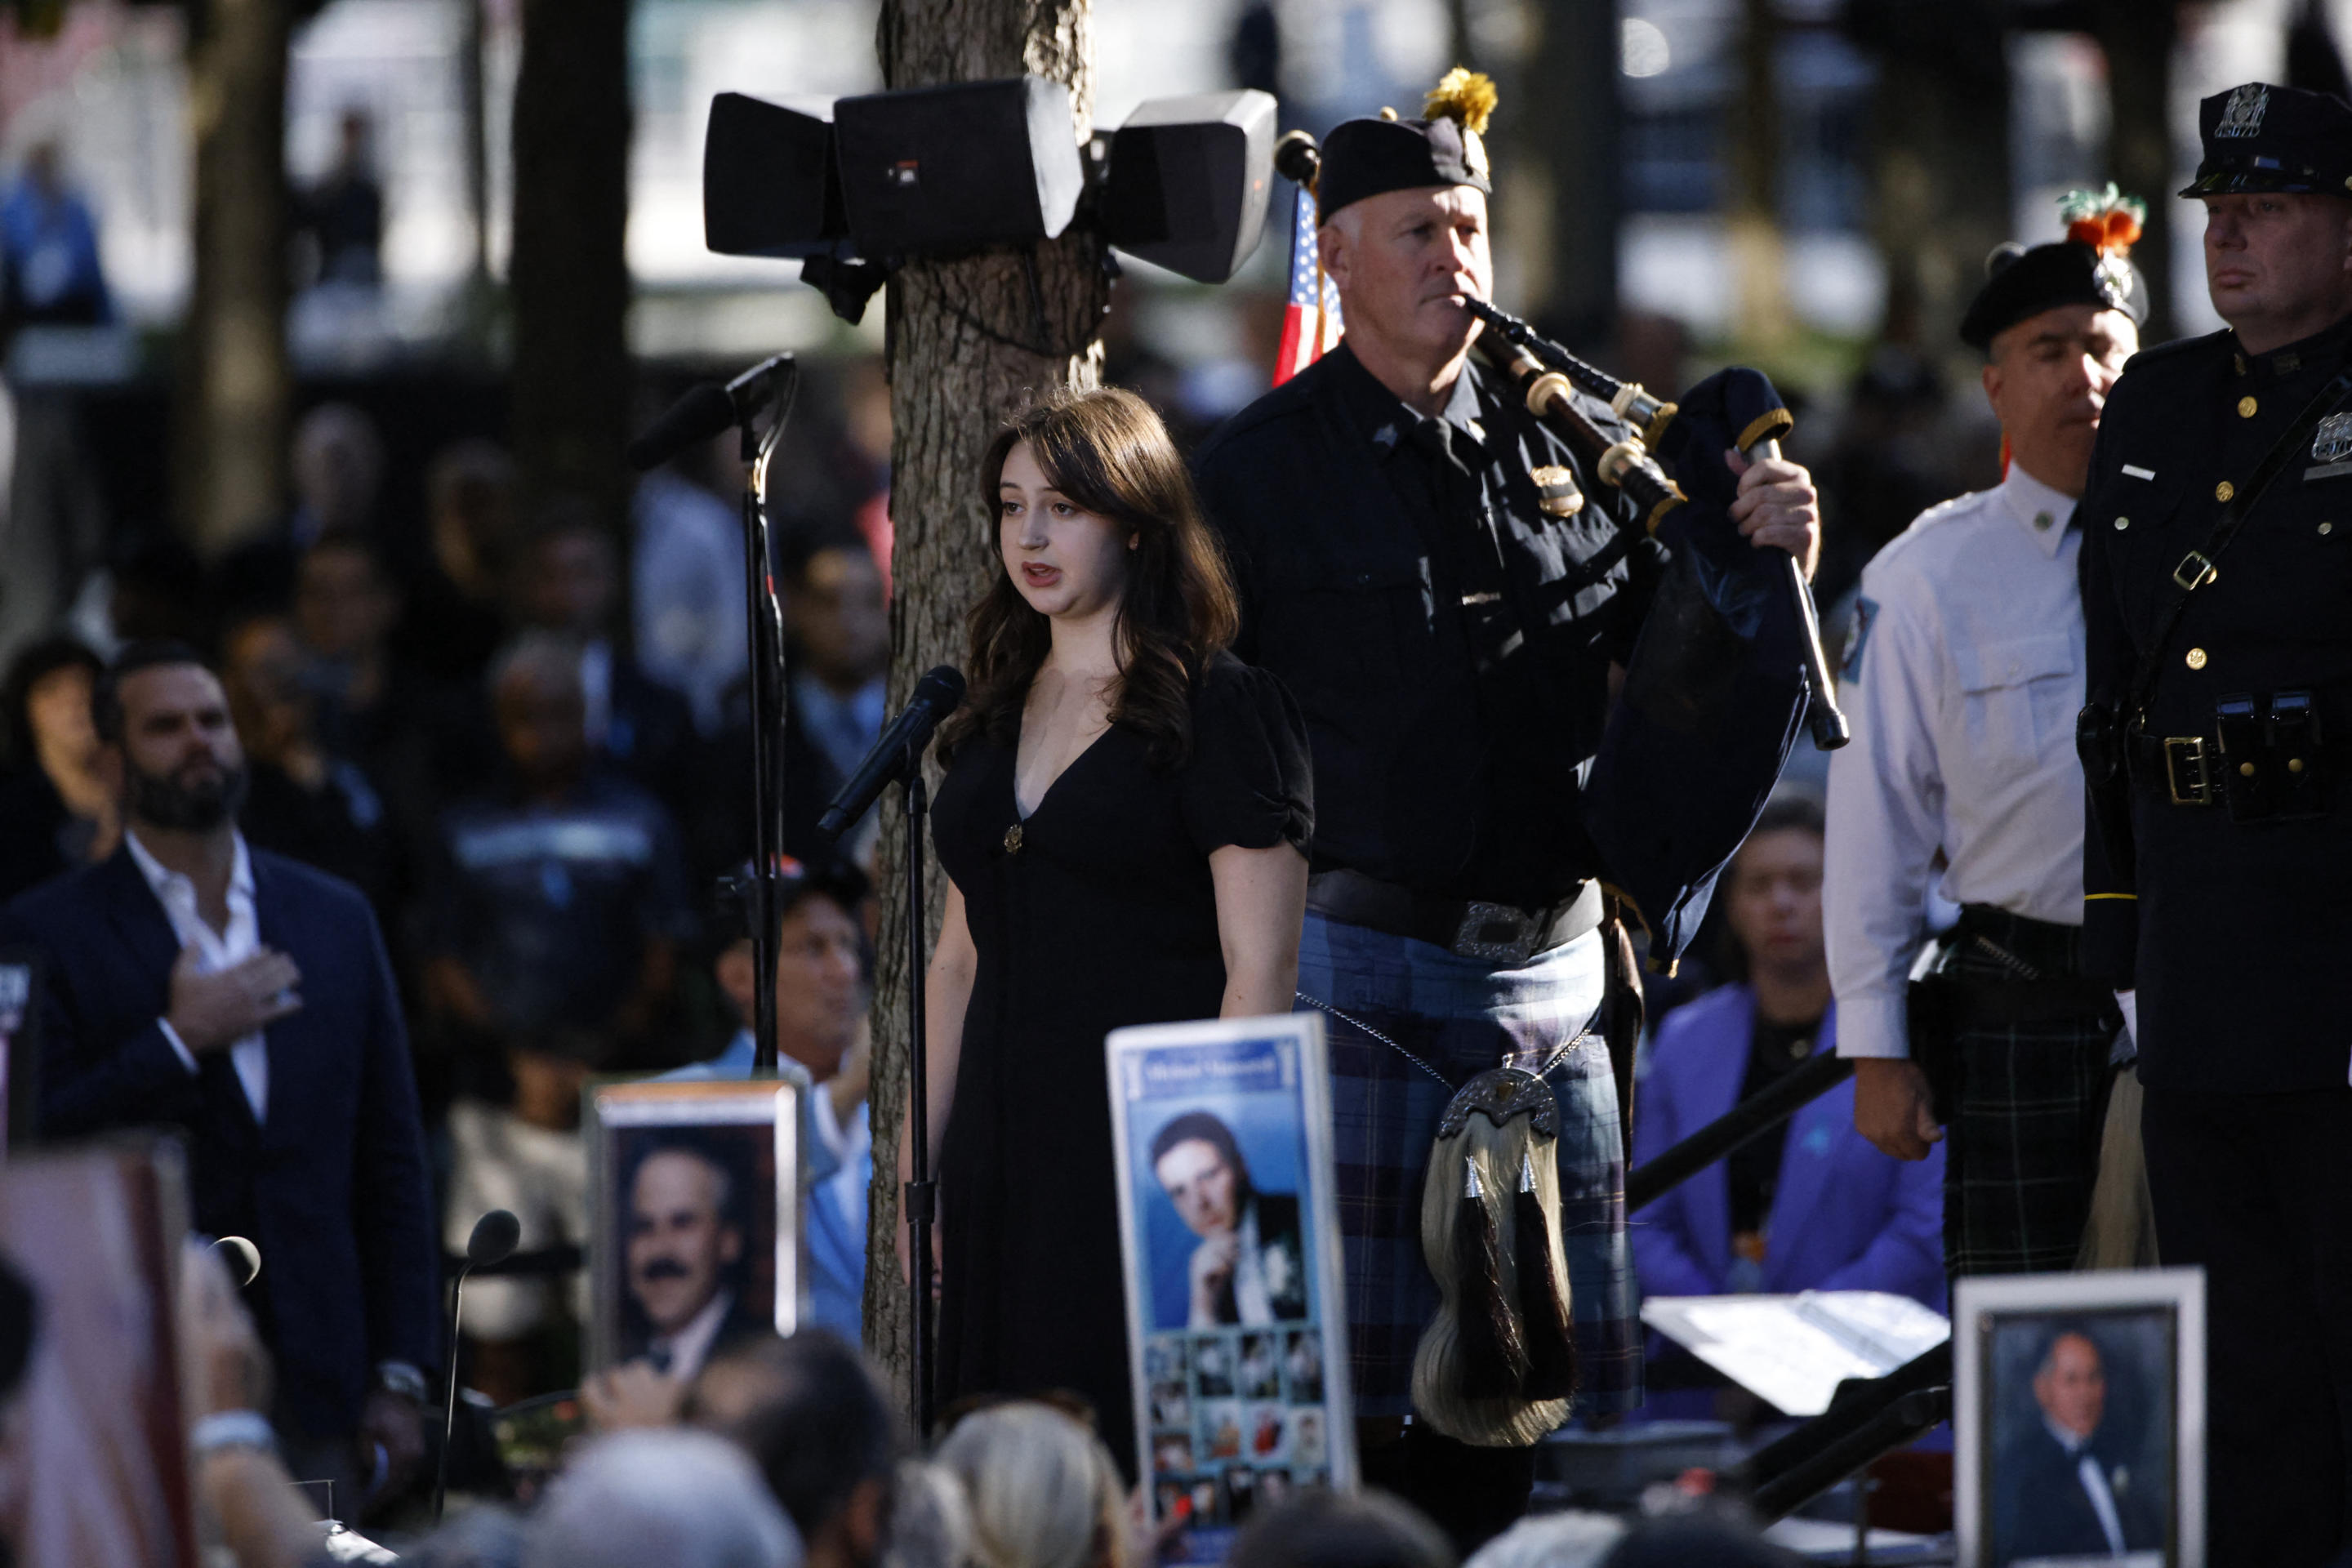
1640;1290;1950;1417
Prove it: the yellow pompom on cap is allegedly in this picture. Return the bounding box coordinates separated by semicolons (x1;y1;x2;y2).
1423;68;1499;136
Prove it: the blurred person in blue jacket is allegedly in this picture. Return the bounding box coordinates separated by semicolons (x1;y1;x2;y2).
0;140;109;327
1632;792;1945;1314
671;856;873;1341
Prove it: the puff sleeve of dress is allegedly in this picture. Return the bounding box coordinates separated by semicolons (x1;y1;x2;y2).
1179;653;1315;858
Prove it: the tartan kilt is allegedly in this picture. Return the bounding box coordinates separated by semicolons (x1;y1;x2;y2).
1295;911;1642;1421
1940;941;2121;1278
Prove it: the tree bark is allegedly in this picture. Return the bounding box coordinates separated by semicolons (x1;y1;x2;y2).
862;0;1110;1418
1523;0;1620;353
177;0;293;557
1848;0;2011;357
2091;1;2177;344
509;0;634;537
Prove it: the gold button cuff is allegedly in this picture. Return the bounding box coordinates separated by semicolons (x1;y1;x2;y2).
2239;396;2258;417
2216;480;2236;502
2186;648;2208;670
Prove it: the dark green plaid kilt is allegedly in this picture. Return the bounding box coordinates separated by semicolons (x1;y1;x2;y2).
1931;909;2122;1278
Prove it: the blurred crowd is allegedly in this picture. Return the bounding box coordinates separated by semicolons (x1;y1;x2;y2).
0;1227;1827;1567
0;379;897;1408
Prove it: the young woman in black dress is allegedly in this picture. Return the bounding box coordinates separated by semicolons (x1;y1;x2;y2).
920;388;1312;1477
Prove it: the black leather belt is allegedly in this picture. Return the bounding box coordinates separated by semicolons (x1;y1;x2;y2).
2127;728;2346;809
1304;869;1603;966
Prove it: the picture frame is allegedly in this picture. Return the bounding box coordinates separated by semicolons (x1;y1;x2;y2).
0;1135;198;1566
586;1077;801;1382
1955;1267;2205;1568
1107;1012;1356;1563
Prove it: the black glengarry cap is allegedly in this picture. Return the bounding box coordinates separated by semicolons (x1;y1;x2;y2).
1960;185;2151;352
2181;82;2352;197
1317;69;1496;219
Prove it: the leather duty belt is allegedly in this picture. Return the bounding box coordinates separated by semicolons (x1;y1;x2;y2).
1304;868;1604;966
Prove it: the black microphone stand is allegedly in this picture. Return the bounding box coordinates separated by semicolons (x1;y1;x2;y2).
734;363;799;1073
902;762;935;1439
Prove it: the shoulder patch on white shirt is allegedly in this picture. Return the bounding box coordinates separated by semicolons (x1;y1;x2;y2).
1844;596;1878;678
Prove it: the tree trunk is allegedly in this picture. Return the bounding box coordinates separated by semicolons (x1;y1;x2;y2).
1725;0;1789;354
177;0;293;558
509;0;633;537
2092;1;2177;344
862;0;1110;1418
1852;1;2010;359
1523;0;1619;354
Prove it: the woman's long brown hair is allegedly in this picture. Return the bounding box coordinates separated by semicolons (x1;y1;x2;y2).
936;387;1241;771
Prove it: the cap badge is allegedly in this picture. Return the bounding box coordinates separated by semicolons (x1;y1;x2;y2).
2217;82;2270;140
2092;256;2132;309
2312;412;2352;465
1461;126;1489;180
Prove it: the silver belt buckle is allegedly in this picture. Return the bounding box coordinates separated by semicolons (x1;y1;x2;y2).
1454;901;1539;965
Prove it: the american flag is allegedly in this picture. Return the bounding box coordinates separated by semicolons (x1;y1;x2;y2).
1272;185;1342;385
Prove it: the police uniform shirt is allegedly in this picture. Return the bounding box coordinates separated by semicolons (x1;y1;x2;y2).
1824;464;2087;1061
1192;341;1667;910
2079;314;2352;1092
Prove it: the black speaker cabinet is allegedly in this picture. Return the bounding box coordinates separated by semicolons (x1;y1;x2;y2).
1102;89;1277;283
702;92;850;259
831;76;1085;257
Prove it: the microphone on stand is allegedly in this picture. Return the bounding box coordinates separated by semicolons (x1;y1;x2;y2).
627;353;797;472
207;1235;261;1289
434;1209;520;1525
817;666;967;841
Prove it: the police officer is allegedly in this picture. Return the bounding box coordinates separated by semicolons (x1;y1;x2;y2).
1190;74;1821;1545
2078;83;2352;1562
1826;198;2145;1276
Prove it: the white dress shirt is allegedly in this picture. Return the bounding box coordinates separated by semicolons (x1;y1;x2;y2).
127;829;270;1121
648;1287;736;1384
1825;465;2087;1061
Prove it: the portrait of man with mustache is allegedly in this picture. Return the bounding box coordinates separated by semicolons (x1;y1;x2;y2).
617;1135;772;1383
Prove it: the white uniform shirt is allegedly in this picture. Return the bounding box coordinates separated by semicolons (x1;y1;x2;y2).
1824;465;2087;1061
128;829;270;1120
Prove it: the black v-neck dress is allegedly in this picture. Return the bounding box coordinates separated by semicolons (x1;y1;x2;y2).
930;653;1312;1476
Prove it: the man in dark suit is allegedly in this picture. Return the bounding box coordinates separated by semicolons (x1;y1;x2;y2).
1993;1329;2163;1561
1151;1110;1307;1329
0;640;437;1506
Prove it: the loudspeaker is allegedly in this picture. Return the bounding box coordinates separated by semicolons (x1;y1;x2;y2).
703;93;850;259
831;77;1085;257
1102;89;1277;283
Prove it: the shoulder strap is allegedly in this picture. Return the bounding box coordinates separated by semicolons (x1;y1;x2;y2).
2129;366;2352;720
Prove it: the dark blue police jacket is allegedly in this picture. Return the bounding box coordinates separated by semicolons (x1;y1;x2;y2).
2079;314;2352;1090
1192;342;1804;960
0;845;439;1438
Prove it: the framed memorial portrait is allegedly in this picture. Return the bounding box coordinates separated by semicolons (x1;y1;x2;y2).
1107;1013;1355;1564
0;1137;199;1567
586;1078;800;1382
1955;1267;2205;1568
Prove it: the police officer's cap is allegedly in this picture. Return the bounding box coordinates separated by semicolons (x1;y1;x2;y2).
2181;82;2352;198
1959;186;2150;352
1317;69;1497;219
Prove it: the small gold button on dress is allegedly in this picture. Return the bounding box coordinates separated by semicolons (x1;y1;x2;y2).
2186;648;2209;670
2239;396;2259;417
2240;761;2257;777
1004;822;1024;855
2216;480;2236;503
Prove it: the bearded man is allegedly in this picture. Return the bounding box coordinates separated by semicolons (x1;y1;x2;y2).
0;639;437;1518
